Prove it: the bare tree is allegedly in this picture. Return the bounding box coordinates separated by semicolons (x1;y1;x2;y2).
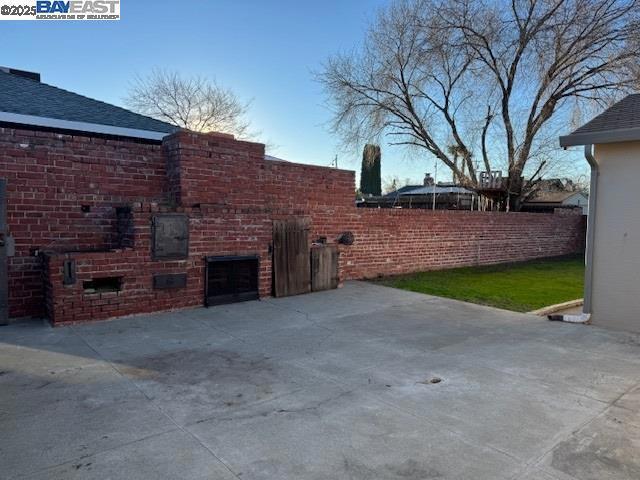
382;175;420;193
319;0;640;209
126;69;251;137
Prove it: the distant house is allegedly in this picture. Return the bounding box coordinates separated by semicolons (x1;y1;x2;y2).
522;190;588;215
383;184;423;197
360;174;477;210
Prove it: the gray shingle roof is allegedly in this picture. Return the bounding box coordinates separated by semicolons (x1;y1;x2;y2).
524;191;583;204
0;69;178;136
573;94;640;134
383;185;422;197
560;94;640;147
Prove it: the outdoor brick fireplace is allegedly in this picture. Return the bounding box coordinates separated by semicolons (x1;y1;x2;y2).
41;201;274;325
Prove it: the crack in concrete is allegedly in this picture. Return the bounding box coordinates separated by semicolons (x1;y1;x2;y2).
69;326;243;480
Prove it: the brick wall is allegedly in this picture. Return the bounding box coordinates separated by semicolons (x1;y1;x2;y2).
338;209;586;279
0;127;165;318
1;127;586;324
262;159;355;215
164;131;266;208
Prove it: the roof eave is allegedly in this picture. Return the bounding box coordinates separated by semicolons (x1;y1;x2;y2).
560;126;640;147
0;111;169;141
522;201;565;206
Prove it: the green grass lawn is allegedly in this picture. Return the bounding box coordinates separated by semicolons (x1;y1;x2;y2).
374;255;585;312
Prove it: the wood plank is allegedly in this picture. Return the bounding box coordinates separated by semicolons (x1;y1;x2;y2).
273;218;310;297
273;220;284;297
311;245;339;292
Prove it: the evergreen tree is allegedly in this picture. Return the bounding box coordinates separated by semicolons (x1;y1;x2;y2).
360;144;381;196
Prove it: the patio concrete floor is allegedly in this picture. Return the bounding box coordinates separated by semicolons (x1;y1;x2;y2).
1;281;639;480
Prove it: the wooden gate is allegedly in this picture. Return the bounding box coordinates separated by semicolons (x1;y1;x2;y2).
311;245;339;292
0;179;8;325
272;218;310;297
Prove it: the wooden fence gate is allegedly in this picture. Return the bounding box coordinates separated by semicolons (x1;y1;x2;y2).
311;245;339;292
272;218;311;297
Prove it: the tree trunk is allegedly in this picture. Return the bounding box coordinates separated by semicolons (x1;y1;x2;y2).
506;169;524;211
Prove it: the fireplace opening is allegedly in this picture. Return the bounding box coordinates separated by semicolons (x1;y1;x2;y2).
83;276;122;294
205;255;259;306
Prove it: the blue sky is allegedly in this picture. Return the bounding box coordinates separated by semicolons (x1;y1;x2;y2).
3;0;428;185
3;0;585;186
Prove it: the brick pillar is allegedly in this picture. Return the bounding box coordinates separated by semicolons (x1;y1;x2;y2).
162;131;266;208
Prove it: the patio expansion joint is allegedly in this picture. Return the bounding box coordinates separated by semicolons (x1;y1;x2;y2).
558;337;640;367
285;355;525;466
192;315;247;342
259;299;343;339
262;292;428;324
511;377;640;480
364;383;524;465
443;333;638;406
68;325;244;480
307;349;616;469
12;427;181;480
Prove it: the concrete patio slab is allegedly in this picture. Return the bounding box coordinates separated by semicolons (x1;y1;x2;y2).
1;281;639;479
0;367;175;478
189;386;521;480
436;335;640;403
540;406;640;480
25;430;238;480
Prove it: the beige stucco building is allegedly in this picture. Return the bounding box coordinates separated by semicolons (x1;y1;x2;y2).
560;94;640;333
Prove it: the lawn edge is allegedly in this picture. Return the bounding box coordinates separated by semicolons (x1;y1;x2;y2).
529;298;584;316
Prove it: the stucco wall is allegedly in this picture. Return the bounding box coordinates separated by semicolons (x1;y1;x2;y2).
591;142;640;332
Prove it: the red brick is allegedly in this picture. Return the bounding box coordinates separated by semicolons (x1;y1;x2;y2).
1;127;585;324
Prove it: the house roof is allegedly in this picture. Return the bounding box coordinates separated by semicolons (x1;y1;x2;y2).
386;184;474;197
560;94;640;147
524;190;586;204
402;185;473;195
384;185;423;197
0;68;178;141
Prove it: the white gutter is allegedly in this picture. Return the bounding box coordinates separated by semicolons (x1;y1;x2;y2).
0;111;169;141
560;126;640;147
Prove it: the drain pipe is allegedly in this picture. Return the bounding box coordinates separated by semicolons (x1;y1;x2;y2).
583;144;598;316
548;144;597;324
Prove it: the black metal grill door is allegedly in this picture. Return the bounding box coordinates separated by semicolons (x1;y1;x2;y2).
205;256;259;306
